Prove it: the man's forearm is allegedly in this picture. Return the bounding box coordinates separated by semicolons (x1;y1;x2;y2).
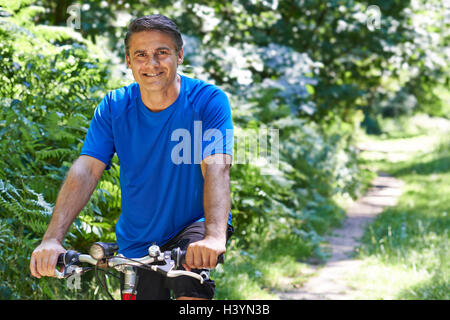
183;155;232;271
43;164;100;243
202;164;231;243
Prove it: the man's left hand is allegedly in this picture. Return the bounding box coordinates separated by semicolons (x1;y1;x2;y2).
183;237;226;271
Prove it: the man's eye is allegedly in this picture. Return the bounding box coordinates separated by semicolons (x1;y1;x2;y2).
158;51;169;55
137;53;146;57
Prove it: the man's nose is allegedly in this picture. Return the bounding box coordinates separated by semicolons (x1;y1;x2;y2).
146;54;159;67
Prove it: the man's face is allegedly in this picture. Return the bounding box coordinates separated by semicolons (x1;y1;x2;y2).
125;30;183;93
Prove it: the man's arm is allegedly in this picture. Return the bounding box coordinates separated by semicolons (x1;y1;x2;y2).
29;155;106;278
183;153;231;270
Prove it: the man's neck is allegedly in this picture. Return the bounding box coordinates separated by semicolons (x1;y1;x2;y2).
140;74;181;112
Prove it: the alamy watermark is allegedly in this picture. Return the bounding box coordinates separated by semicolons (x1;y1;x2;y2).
170;121;280;175
366;5;381;31
66;273;81;290
66;3;81;30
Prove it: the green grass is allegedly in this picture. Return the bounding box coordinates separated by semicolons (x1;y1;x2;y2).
212;235;315;299
349;115;449;300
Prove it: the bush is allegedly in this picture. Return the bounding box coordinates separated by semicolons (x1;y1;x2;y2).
0;1;119;299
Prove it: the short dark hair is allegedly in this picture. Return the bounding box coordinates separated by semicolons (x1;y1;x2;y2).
124;14;183;56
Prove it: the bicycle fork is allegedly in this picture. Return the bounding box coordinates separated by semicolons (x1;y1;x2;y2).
122;266;137;300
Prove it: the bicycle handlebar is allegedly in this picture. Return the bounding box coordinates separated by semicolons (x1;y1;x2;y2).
172;247;225;266
55;244;224;284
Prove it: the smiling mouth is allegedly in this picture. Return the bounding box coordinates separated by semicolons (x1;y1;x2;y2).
143;72;163;78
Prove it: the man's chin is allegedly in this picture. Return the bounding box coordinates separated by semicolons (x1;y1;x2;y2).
138;75;179;92
138;80;165;91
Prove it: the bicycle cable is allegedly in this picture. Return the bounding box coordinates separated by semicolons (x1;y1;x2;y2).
95;264;115;300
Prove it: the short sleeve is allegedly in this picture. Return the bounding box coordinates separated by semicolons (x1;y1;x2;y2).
80;94;115;170
201;89;234;161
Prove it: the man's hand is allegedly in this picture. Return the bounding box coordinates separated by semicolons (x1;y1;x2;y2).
30;239;66;278
183;237;226;271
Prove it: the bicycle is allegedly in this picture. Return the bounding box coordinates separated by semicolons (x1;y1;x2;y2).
55;242;224;300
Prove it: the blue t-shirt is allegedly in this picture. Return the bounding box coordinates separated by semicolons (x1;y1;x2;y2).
80;74;233;258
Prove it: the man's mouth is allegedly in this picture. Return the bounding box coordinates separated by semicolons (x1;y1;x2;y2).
142;72;163;78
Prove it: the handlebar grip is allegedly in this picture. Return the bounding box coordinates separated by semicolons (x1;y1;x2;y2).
56;250;81;267
56;253;65;268
172;248;225;267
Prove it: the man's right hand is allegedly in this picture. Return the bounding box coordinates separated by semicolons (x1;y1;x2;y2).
30;239;66;278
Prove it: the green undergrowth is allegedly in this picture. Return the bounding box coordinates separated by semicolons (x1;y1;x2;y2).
212;235;316;299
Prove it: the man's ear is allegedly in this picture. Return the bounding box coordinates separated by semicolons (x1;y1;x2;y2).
125;54;131;68
177;47;184;65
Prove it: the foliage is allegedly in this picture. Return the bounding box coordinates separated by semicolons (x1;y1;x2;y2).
0;0;120;299
33;0;449;118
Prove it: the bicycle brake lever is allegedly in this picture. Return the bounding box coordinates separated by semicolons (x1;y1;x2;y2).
54;265;82;279
147;249;207;284
54;268;66;279
166;270;205;284
151;257;176;276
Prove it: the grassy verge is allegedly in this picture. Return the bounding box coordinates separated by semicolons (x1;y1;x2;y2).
348;115;449;300
212;235;317;299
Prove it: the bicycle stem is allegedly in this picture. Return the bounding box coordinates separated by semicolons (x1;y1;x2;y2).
122;265;138;296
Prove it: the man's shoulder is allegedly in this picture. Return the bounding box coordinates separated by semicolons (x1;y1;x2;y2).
102;82;139;118
107;82;139;105
182;74;227;103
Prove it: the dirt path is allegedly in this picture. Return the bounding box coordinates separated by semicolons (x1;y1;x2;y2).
277;172;404;300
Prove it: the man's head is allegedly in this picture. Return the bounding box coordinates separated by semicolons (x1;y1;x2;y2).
124;15;184;94
124;14;183;56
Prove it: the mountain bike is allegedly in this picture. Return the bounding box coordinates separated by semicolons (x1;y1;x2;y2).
55;242;224;300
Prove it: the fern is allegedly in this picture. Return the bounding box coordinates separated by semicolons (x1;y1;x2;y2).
0;179;52;235
35;147;73;161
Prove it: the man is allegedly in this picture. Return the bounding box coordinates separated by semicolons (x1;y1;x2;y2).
29;14;234;300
